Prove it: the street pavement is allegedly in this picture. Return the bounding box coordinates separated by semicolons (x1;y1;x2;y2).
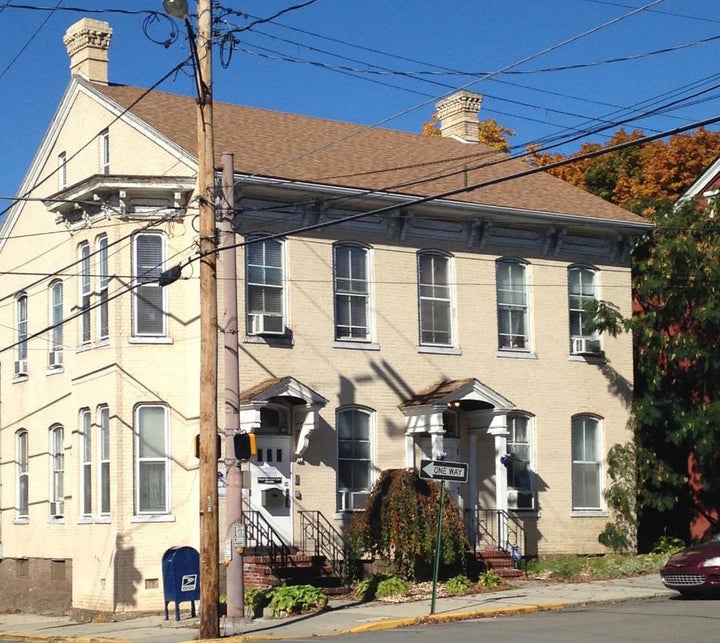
0;574;676;642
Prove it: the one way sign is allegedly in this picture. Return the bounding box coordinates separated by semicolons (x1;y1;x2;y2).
419;459;468;483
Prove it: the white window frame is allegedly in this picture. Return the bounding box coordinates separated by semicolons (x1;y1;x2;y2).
418;251;454;347
97;234;109;341
333;243;371;341
496;259;529;351
16;430;29;519
571;415;604;512
133;233;167;338
101;129;110;175
50;425;64;517
79;242;91;345
135;404;170;515
506;414;535;511
98;405;111;515
15;292;28;369
568;265;599;344
80;409;92;516
336;407;373;512
58;152;67;190
49;280;64;368
245;235;285;335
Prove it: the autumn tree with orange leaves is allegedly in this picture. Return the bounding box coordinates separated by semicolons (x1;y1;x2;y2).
529;127;720;216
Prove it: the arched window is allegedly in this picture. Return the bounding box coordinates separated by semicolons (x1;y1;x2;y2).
15;293;28;375
79;241;91;344
571;415;603;511
135;404;170;514
16;430;29;519
337;407;373;512
50;425;64;517
49;280;63;368
133;233;167;337
97;234;109;340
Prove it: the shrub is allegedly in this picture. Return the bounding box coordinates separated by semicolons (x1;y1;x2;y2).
348;469;470;581
244;588;270;617
375;575;412;599
444;574;472;595
476;570;502;588
262;585;328;618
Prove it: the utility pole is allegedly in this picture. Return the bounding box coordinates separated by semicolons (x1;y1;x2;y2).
194;0;219;638
162;0;217;638
221;153;245;623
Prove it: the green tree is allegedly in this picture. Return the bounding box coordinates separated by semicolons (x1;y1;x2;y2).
348;469;469;581
629;198;720;543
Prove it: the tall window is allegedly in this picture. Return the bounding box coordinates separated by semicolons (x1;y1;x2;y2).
136;404;170;514
569;266;598;338
58;152;67;189
418;251;453;346
98;405;111;514
133;233;167;337
97;235;109;340
337;407;372;511
80;409;92;516
571;415;603;510
79;242;91;344
246;236;284;334
50;426;64;516
334;244;370;341
101;130;110;174
496;259;529;350
49;281;63;367
15;293;28;374
507;414;534;510
16;430;29;518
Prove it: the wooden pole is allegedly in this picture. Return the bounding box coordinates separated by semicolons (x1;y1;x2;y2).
195;0;219;637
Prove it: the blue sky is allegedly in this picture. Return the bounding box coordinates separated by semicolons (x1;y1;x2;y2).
2;0;720;202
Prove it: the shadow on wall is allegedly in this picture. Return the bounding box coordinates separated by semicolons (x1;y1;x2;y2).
598;363;633;407
114;533;142;610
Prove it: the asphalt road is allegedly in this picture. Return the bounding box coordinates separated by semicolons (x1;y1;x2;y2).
309;595;720;643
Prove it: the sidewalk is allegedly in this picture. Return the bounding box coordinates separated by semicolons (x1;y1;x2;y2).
0;574;675;643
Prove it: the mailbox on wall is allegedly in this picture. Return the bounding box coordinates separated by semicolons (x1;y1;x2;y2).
161;546;200;621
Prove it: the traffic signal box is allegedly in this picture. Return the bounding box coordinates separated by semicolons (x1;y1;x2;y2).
233;432;256;460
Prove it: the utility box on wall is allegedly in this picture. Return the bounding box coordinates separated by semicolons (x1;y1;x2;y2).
161;546;200;621
261;486;285;508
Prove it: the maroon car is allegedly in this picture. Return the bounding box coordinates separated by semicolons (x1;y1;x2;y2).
661;535;720;596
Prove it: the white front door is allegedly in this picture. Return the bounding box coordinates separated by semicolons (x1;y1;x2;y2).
248;435;292;545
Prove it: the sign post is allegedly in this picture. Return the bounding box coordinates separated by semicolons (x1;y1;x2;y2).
419;459;468;614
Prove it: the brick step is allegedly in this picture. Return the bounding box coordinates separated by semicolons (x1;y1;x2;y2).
476;550;525;580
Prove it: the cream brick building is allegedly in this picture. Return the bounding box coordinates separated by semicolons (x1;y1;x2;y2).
0;19;651;614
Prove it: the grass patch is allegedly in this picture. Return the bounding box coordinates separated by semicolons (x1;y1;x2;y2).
525;551;675;582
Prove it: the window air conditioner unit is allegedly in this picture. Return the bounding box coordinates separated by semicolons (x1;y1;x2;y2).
508;489;534;511
50;501;64;517
571;336;602;356
339;489;370;512
14;359;27;377
248;313;284;336
48;350;63;368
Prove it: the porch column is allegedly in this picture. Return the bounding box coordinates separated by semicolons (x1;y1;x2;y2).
468;431;479;548
488;413;509;547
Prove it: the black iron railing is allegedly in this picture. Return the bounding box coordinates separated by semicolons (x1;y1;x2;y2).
299;510;352;584
475;508;526;555
243;510;292;568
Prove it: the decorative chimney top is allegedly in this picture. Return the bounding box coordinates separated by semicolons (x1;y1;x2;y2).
435;90;482;143
63;18;113;84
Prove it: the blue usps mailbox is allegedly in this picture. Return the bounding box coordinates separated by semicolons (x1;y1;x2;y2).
161;546;200;621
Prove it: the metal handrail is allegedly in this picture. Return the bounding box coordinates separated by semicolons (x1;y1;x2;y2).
243;510;292;569
475;508;527;556
299;510;351;583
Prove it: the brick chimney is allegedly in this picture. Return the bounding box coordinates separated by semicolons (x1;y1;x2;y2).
436;90;482;143
63;18;113;84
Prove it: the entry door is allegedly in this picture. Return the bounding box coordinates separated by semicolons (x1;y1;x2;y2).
247;435;292;545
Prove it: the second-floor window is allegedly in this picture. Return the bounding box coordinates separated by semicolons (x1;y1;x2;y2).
79;242;91;344
15;293;28;375
418;251;453;346
246;236;284;335
334;244;370;341
133;233;167;337
97;235;109;340
49;281;63;368
496;259;529;350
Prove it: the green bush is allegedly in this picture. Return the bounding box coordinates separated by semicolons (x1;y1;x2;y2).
445;574;472;595
265;584;328;618
244;588;270;617
375;575;412;598
476;570;502;588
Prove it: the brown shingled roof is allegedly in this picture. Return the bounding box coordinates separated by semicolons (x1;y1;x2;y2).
94;82;646;225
